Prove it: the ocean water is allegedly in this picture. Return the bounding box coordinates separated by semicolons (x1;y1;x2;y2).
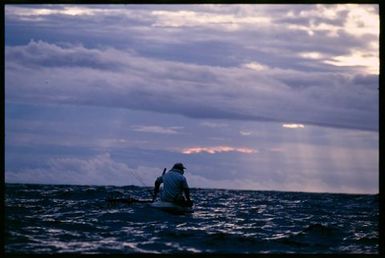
4;183;378;254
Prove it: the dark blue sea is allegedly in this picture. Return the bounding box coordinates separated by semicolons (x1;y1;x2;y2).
4;183;379;254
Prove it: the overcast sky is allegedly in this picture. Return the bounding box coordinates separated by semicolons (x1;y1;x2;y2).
5;4;379;194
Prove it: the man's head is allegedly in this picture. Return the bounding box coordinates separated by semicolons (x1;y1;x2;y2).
172;163;186;172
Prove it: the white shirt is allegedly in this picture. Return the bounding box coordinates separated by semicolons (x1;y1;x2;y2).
157;169;189;202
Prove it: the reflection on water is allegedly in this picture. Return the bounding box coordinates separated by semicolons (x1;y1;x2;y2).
5;184;378;254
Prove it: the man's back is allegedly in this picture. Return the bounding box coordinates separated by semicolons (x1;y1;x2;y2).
160;169;188;202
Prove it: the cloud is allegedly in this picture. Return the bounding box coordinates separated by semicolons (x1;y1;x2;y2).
243;62;268;72
150;9;271;30
276;4;378;38
4;4;379;195
5;5;96;17
186;172;366;194
5;144;377;193
5;40;378;131
282;123;305;129
5;97;379;196
5;153;160;186
5;5;378;132
5;40;122;70
200;121;228;128
240;130;253;136
182;146;257;155
131;125;183;134
324;50;379;74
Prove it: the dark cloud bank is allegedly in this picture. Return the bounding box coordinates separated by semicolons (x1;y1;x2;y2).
5;39;378;131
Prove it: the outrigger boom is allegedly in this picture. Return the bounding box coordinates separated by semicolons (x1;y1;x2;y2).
106;195;153;205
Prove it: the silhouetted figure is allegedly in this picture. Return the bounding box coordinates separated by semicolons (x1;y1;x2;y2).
153;163;193;207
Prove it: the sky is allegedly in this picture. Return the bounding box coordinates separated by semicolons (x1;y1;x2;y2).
4;4;379;194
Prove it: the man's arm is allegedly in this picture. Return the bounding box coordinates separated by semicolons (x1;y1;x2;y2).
183;186;193;207
182;178;191;202
183;186;191;201
153;177;162;201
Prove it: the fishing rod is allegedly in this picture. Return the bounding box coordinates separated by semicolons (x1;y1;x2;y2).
128;167;167;199
106;168;167;205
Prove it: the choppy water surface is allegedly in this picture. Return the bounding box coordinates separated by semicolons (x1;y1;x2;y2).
5;184;378;254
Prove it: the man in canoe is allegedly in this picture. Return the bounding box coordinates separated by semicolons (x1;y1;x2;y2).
152;163;193;207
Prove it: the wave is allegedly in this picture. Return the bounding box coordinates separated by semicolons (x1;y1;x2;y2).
5;184;378;254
